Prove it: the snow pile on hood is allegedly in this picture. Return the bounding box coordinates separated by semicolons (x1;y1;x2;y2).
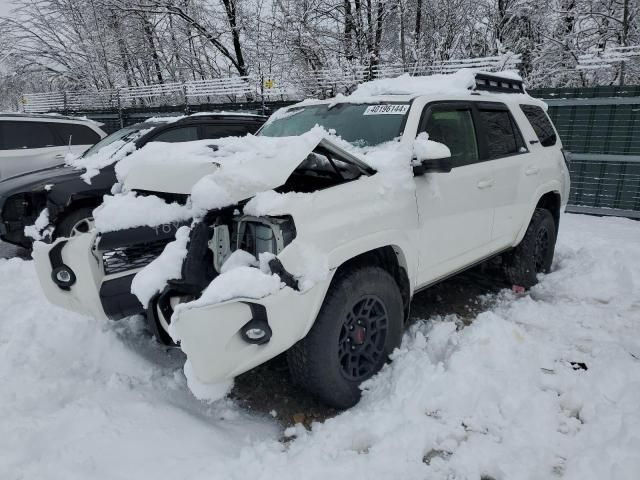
66;130;147;184
93;191;191;233
96;127;332;232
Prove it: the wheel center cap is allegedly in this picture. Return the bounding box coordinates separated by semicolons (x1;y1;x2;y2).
353;326;366;345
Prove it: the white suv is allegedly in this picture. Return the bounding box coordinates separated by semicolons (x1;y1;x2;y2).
33;72;570;408
0;114;106;180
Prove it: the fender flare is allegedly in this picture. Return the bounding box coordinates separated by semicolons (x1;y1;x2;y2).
514;181;562;246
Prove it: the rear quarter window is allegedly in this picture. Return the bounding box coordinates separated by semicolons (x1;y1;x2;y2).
520;104;557;147
478;108;526;159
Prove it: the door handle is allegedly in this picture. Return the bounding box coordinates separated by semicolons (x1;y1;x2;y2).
55;153;65;159
476;178;494;189
525;166;540;176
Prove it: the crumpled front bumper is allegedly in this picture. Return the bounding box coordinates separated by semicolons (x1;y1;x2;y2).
170;275;332;384
34;232;334;386
33;233;111;320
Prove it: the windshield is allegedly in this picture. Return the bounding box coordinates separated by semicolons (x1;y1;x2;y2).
81;125;145;158
259;103;410;147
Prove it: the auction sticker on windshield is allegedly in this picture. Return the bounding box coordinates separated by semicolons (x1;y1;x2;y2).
363;104;410;115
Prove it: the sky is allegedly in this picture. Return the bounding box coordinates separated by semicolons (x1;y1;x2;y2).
0;0;14;17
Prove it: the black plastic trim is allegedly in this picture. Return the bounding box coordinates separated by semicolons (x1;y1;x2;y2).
99;274;144;320
240;303;272;345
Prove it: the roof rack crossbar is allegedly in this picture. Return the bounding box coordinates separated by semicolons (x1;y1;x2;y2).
473;73;524;94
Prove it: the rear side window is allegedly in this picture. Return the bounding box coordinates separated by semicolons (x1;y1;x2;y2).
0;121;57;150
52;123;101;146
150;126;199;143
423;108;479;167
520;105;557;147
478;108;526;158
201;124;257;139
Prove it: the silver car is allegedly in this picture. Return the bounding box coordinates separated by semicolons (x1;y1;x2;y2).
0;114;107;181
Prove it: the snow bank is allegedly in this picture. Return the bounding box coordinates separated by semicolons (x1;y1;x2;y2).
2;214;640;479
0;257;276;480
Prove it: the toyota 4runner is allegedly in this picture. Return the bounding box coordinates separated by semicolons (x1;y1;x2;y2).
33;72;570;408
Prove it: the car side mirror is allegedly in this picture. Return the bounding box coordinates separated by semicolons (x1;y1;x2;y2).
415;156;453;175
412;137;453;176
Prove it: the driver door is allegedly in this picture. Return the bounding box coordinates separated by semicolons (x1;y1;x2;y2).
414;102;496;286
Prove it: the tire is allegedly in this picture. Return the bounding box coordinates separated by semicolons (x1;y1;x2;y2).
55;207;95;239
287;266;404;409
503;208;557;288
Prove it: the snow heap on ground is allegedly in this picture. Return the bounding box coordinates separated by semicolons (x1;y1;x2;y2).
2;213;639;479
23;208;50;241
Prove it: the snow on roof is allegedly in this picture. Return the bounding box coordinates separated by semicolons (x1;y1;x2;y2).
348;69;477;98
144;111;265;124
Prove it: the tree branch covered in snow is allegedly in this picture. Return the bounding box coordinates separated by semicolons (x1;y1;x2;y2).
0;0;639;108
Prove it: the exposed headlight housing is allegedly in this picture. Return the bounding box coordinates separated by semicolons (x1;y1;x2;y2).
233;215;296;258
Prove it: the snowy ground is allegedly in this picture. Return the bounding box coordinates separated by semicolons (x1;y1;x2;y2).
1;213;639;480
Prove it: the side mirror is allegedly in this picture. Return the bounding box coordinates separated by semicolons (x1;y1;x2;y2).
413;137;452;176
416;157;453;174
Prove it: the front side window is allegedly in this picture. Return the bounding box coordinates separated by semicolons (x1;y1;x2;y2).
259;103;409;147
478;108;526;159
423;108;479;167
520;104;557;147
80;125;143;158
201;124;258;139
0;121;57;150
150;126;199;143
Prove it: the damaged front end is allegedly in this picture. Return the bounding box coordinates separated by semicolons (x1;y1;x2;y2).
148;207;300;345
33;132;382;386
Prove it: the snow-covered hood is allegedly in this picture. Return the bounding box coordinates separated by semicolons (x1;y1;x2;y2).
118;128;372;200
94;128;377;232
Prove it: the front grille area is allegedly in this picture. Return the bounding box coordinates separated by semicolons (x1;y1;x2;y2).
101;239;170;275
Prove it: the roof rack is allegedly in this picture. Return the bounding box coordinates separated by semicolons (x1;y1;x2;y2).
474;73;524;94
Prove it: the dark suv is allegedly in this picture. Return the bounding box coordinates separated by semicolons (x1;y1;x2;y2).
0;113;266;248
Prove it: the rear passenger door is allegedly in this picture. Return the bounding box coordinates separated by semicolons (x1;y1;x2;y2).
414;102;496;285
475;103;531;246
0;120;66;180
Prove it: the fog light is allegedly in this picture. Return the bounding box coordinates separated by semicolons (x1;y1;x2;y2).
245;328;266;340
51;265;76;289
240;318;272;345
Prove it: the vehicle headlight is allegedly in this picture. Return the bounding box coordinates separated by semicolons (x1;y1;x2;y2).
233;215;296;257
